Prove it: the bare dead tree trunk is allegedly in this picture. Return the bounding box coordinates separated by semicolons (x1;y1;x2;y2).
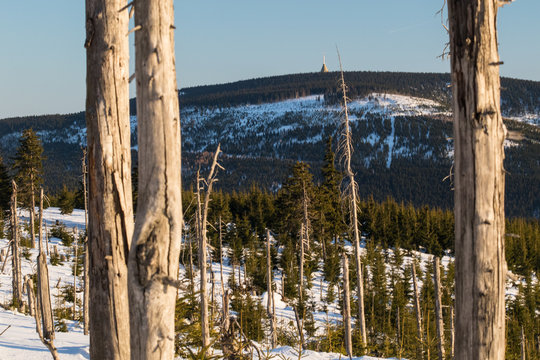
30;174;36;249
129;0;182;358
85;0;133;358
25;275;34;317
448;1;506;359
293;306;305;350
521;325;526;360
433;256;445;360
266;229;277;349
30;258;60;360
188;232;195;296
73;237;78;320
342;254;352;358
299;222;305;305
450;305;455;359
11;181;22;309
198;145;222;349
337;50;367;349
82;148;89;335
412;262;424;360
219;216;224;299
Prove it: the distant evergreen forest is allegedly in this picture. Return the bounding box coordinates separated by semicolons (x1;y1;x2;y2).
1;71;539;218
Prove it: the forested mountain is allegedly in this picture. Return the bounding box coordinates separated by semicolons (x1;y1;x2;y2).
1;71;539;217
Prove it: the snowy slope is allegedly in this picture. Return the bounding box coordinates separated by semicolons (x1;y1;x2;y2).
0;208;526;359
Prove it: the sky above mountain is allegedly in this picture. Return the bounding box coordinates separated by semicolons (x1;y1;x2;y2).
1;0;539;119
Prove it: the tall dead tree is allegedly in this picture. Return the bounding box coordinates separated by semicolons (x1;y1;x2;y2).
129;0;183;358
337;50;367;348
266;228;277;349
82;148;89;335
11;180;22;309
412;261;424;360
34;188;59;359
85;0;133;358
29;176;36;249
433;256;445;360
197;145;222;349
448;1;507;359
342;254;352;358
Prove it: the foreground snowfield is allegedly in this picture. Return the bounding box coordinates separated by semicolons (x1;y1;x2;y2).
0;309;88;359
0;208;408;359
1;207;523;359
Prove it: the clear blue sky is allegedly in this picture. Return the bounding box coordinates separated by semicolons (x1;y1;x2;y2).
1;0;538;119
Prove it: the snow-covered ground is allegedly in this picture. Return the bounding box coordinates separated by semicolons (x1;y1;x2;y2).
0;208;525;359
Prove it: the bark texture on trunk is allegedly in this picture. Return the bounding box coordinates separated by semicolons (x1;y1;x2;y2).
85;0;133;358
30;180;36;249
448;1;506;359
11;183;23;310
338;51;367;348
11;181;22;309
433;256;445;360
82;148;90;336
266;229;277;349
412;262;424;360
129;0;182;358
342;254;352;358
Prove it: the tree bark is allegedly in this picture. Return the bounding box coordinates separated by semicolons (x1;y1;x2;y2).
448;1;506;359
342;254;352;358
412;262;424;360
433;256;445;360
82;148;89;335
85;0;133;358
11;181;22;310
198;145;221;349
266;228;277;349
129;0;182;358
30;176;36;249
338;51;367;349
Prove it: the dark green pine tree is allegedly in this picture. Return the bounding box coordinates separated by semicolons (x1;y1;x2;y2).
316;137;345;285
12;129;45;208
57;184;76;215
0;156;11;213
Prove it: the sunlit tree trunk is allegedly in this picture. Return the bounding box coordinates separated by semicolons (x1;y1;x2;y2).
85;0;133;358
448;1;506;359
11;181;22;310
129;0;182;358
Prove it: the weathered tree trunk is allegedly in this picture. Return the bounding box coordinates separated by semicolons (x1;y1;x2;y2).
338;51;367;349
30;175;36;248
299;222;305;304
25;275;34;317
30;257;60;360
342;254;353;358
521;325;526;360
448;1;506;359
37;252;55;344
433;256;445;360
11;181;22;309
82;148;89;335
197;145;221;349
85;0;133;358
450;305;455;359
38;188;44;252
73;239;78;320
219;216;225;299
412;262;424;360
129;0;182;358
266;229;277;349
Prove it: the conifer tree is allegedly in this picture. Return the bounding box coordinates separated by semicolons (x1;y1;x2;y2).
0;156;11;213
13;128;44;248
